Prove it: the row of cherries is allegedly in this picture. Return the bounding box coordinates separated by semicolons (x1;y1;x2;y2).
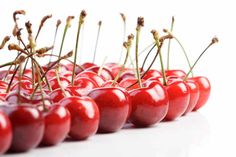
0;10;217;154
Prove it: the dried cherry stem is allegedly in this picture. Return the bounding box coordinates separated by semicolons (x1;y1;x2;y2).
0;36;11;50
167;16;174;70
48;19;61;64
6;55;26;93
112;34;134;86
135;17;144;88
97;56;107;76
31;50;73;98
152;30;167;86
71;10;86;86
164;29;193;77
58;16;74;59
183;37;218;81
93;21;102;63
35;14;52;41
118;13;126;64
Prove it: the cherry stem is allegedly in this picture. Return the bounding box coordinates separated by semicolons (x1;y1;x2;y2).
183;37;218;81
119;13;126;64
0;36;11;50
17;61;22;104
58;16;74;60
35;14;52;41
112;34;134;86
173;36;193;77
167;16;174;70
72;11;86;86
97;56;107;76
31;50;73;98
141;44;156;70
152;30;167;86
55;68;67;97
48;19;61;65
135;17;144;88
93;21;102;63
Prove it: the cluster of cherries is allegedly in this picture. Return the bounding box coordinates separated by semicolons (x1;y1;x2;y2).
0;10;218;154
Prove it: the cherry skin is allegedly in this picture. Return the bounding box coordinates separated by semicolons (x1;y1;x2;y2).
65;63;84;75
0;104;44;152
119;78;146;91
0;111;12;154
76;71;105;87
82;62;97;70
87;87;130;133
165;69;186;78
142;69;162;80
190;76;211;111
10;80;33;94
47;76;70;91
86;66;114;81
117;70;136;82
49;88;72;103
128;81;169;127
164;80;190;121
41;104;71;146
71;77;98;96
183;80;200;115
60;96;99;140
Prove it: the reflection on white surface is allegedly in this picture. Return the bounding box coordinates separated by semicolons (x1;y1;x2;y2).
3;112;210;157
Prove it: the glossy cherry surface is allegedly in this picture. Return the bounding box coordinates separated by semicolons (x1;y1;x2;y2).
60;96;99;140
129;81;169;127
0;104;44;152
0;110;12;154
41;104;71;146
88;87;130;133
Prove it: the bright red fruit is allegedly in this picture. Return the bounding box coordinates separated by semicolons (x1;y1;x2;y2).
41;104;71;146
129;81;169;127
164;80;190;121
60;96;99;140
88;87;130;133
0;111;12;154
190;76;211;111
0;104;44;152
165;69;186;78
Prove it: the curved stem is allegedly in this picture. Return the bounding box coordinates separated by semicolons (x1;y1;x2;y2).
167;16;174;70
174;36;193;77
141;44;156;70
135;29;142;88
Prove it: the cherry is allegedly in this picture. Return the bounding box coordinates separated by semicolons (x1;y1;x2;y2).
165;69;186;78
60;96;99;140
183;80;200;114
41;104;71;146
86;66;114;81
88;87;130;133
164;80;190;120
119;78;146;91
76;71;105;86
49;88;72;103
189;76;210;111
82;62;96;69
10;80;33;94
117;69;136;82
0;104;44;152
142;69;162;80
129;80;169;126
71;77;98;96
65;63;83;75
47;76;70;91
0;111;12;154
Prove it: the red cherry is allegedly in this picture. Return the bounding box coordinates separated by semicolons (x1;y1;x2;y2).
60;96;99;140
86;66;114;81
119;78;146;91
142;69;162;80
117;70;136;82
183;80;200;115
82;62;97;69
49;88;72;103
76;71;105;86
41;104;71;146
128;81;169;127
190;76;211;111
164;80;190;121
10;80;33;94
65;63;83;74
47;76;70;90
0;111;12;154
0;104;44;152
165;69;186;78
71;77;98;96
88;87;130;133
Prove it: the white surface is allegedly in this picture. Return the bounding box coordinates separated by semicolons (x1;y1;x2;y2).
0;0;235;157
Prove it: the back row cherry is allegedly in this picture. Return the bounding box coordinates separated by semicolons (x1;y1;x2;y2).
0;10;218;154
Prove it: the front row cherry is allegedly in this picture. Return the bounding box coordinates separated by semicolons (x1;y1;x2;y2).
0;10;218;155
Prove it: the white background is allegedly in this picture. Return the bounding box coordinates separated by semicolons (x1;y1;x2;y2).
0;0;235;157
